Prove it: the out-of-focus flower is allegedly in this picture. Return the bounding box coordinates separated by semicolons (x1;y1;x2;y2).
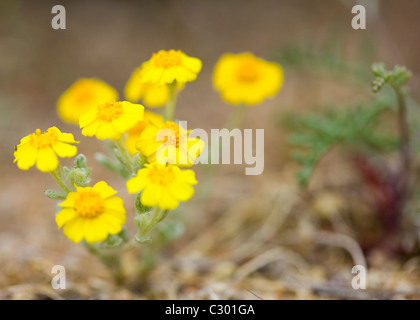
125;67;169;107
56;181;126;243
14;127;79;172
126;163;197;210
79;101;144;140
213;52;283;105
125;111;164;155
57;78;118;124
139;50;202;86
136;120;204;167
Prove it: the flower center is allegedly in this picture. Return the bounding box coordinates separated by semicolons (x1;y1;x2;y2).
147;165;176;186
75;82;95;104
74;190;104;218
97;102;123;122
162;122;185;147
153;50;182;69
30;129;58;149
236;59;259;82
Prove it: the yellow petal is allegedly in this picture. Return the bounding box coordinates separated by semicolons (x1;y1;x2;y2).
36;147;59;172
57;78;118;125
178;169;198;185
83;218;110;244
79;109;98;128
157;192;179;210
55;208;78;228
140;184;162;207
125;133;141;155
136;125;163;156
93;181;117;199
183;56;202;74
81;120;101;137
142;84;168;107
59;192;77;207
126;175;144;194
52;142;78;158
99;211;126;234
96;122;122;140
104;196;126;214
57;132;79;144
62;217;85;243
15;144;37;170
169;180;195;202
124;67;144;102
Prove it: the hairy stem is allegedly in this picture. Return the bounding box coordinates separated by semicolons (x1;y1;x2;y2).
114;138;134;176
226;104;247;130
50;165;71;193
83;241;125;283
140;207;168;237
164;82;178;121
396;88;410;174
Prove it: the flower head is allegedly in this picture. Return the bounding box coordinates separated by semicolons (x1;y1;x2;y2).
136;120;204;167
56;181;126;243
80;101;144;140
57;78;118;124
125;111;164;155
125;66;185;107
139;50;202;86
14;127;79;172
213;52;283;105
125;66;169;107
127;163;197;210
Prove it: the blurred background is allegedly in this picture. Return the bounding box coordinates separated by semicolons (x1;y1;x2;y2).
1;0;420;299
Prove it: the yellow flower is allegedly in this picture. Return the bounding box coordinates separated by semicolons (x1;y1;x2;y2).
127;163;197;210
125;66;186;107
14;127;79;172
125;111;164;155
125;66;169;107
57;78;118;124
136;120;204;167
213;52;283;105
139;50;202;86
56;181;126;244
80;101;144;140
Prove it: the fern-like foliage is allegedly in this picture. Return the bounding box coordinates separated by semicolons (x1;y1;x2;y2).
285;98;398;187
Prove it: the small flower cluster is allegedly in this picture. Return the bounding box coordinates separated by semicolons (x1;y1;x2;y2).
14;50;283;271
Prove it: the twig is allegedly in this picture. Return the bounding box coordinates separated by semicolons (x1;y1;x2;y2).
314;231;366;268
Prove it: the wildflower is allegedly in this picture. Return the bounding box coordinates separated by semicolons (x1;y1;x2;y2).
57;78;118;124
213;52;283;105
56;181;126;243
126;163;197;210
136;120;204;167
80;101;144;140
125;111;164;155
125;66;169;107
14;127;79;172
139;50;202;86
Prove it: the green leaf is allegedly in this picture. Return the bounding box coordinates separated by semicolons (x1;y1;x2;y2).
284;98;395;187
45;189;67;200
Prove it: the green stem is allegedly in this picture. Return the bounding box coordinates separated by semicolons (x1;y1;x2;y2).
82;241;125;283
226;104;247;130
164;82;178;121
394;87;411;194
395;88;410;171
115;138;133;175
140;207;167;237
50;165;71;193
